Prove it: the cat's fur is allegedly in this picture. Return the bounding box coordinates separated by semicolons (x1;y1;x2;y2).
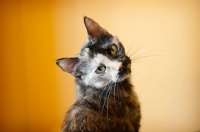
56;16;141;132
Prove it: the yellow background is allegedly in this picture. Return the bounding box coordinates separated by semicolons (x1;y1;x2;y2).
0;0;200;132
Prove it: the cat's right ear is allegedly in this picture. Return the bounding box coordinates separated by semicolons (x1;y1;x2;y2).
84;16;110;42
56;57;81;77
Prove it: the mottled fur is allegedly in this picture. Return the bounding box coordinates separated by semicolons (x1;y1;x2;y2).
56;16;141;132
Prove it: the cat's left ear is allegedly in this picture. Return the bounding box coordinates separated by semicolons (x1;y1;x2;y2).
56;57;81;77
84;16;111;42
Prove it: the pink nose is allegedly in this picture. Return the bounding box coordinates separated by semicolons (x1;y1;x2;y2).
118;62;123;70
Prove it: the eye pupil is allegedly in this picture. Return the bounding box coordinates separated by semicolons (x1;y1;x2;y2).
98;66;102;70
95;65;106;74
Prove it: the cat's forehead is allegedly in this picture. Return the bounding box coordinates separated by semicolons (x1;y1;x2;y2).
112;37;119;45
78;47;91;60
78;36;126;62
100;36;120;48
84;36;124;52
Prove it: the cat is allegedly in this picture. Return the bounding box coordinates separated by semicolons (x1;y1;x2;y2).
56;16;141;132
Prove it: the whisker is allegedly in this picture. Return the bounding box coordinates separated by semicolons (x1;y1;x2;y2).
127;23;153;56
113;82;117;111
128;30;153;56
99;85;108;113
107;83;113;118
115;83;120;111
116;83;124;115
130;49;166;59
131;61;149;65
101;84;112;116
119;82;126;106
134;59;166;65
129;42;148;58
131;54;166;61
126;34;142;56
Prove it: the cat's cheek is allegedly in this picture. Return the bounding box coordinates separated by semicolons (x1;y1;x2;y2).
83;72;97;87
107;68;119;82
84;73;108;88
94;81;106;89
111;74;119;82
83;76;90;86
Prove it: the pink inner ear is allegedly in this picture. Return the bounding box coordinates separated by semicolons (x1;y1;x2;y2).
56;58;79;73
84;16;110;39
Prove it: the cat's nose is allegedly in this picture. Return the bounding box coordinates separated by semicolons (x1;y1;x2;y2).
119;65;124;71
118;65;124;76
118;62;123;70
118;62;124;73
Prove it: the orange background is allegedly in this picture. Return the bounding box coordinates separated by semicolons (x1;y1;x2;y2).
0;1;200;132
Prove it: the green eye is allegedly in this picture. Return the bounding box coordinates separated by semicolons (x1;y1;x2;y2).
95;65;106;74
110;44;117;55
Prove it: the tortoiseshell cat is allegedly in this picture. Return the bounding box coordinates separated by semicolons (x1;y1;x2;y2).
56;16;141;132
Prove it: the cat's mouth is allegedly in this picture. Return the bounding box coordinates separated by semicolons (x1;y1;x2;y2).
116;56;131;81
116;67;131;82
117;73;131;82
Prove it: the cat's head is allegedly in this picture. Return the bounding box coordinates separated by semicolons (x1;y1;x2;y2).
56;16;131;88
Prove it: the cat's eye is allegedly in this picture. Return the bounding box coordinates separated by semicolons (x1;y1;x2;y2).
95;65;106;74
110;44;117;55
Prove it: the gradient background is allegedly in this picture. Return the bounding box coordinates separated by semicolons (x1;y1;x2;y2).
0;0;200;132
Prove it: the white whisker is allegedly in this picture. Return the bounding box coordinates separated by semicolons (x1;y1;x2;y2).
101;83;112;116
106;83;113;117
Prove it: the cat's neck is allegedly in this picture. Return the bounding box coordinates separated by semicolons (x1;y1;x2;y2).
74;78;139;117
75;78;133;102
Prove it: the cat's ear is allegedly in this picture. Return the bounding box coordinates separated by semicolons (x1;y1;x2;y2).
56;57;81;77
84;16;110;42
